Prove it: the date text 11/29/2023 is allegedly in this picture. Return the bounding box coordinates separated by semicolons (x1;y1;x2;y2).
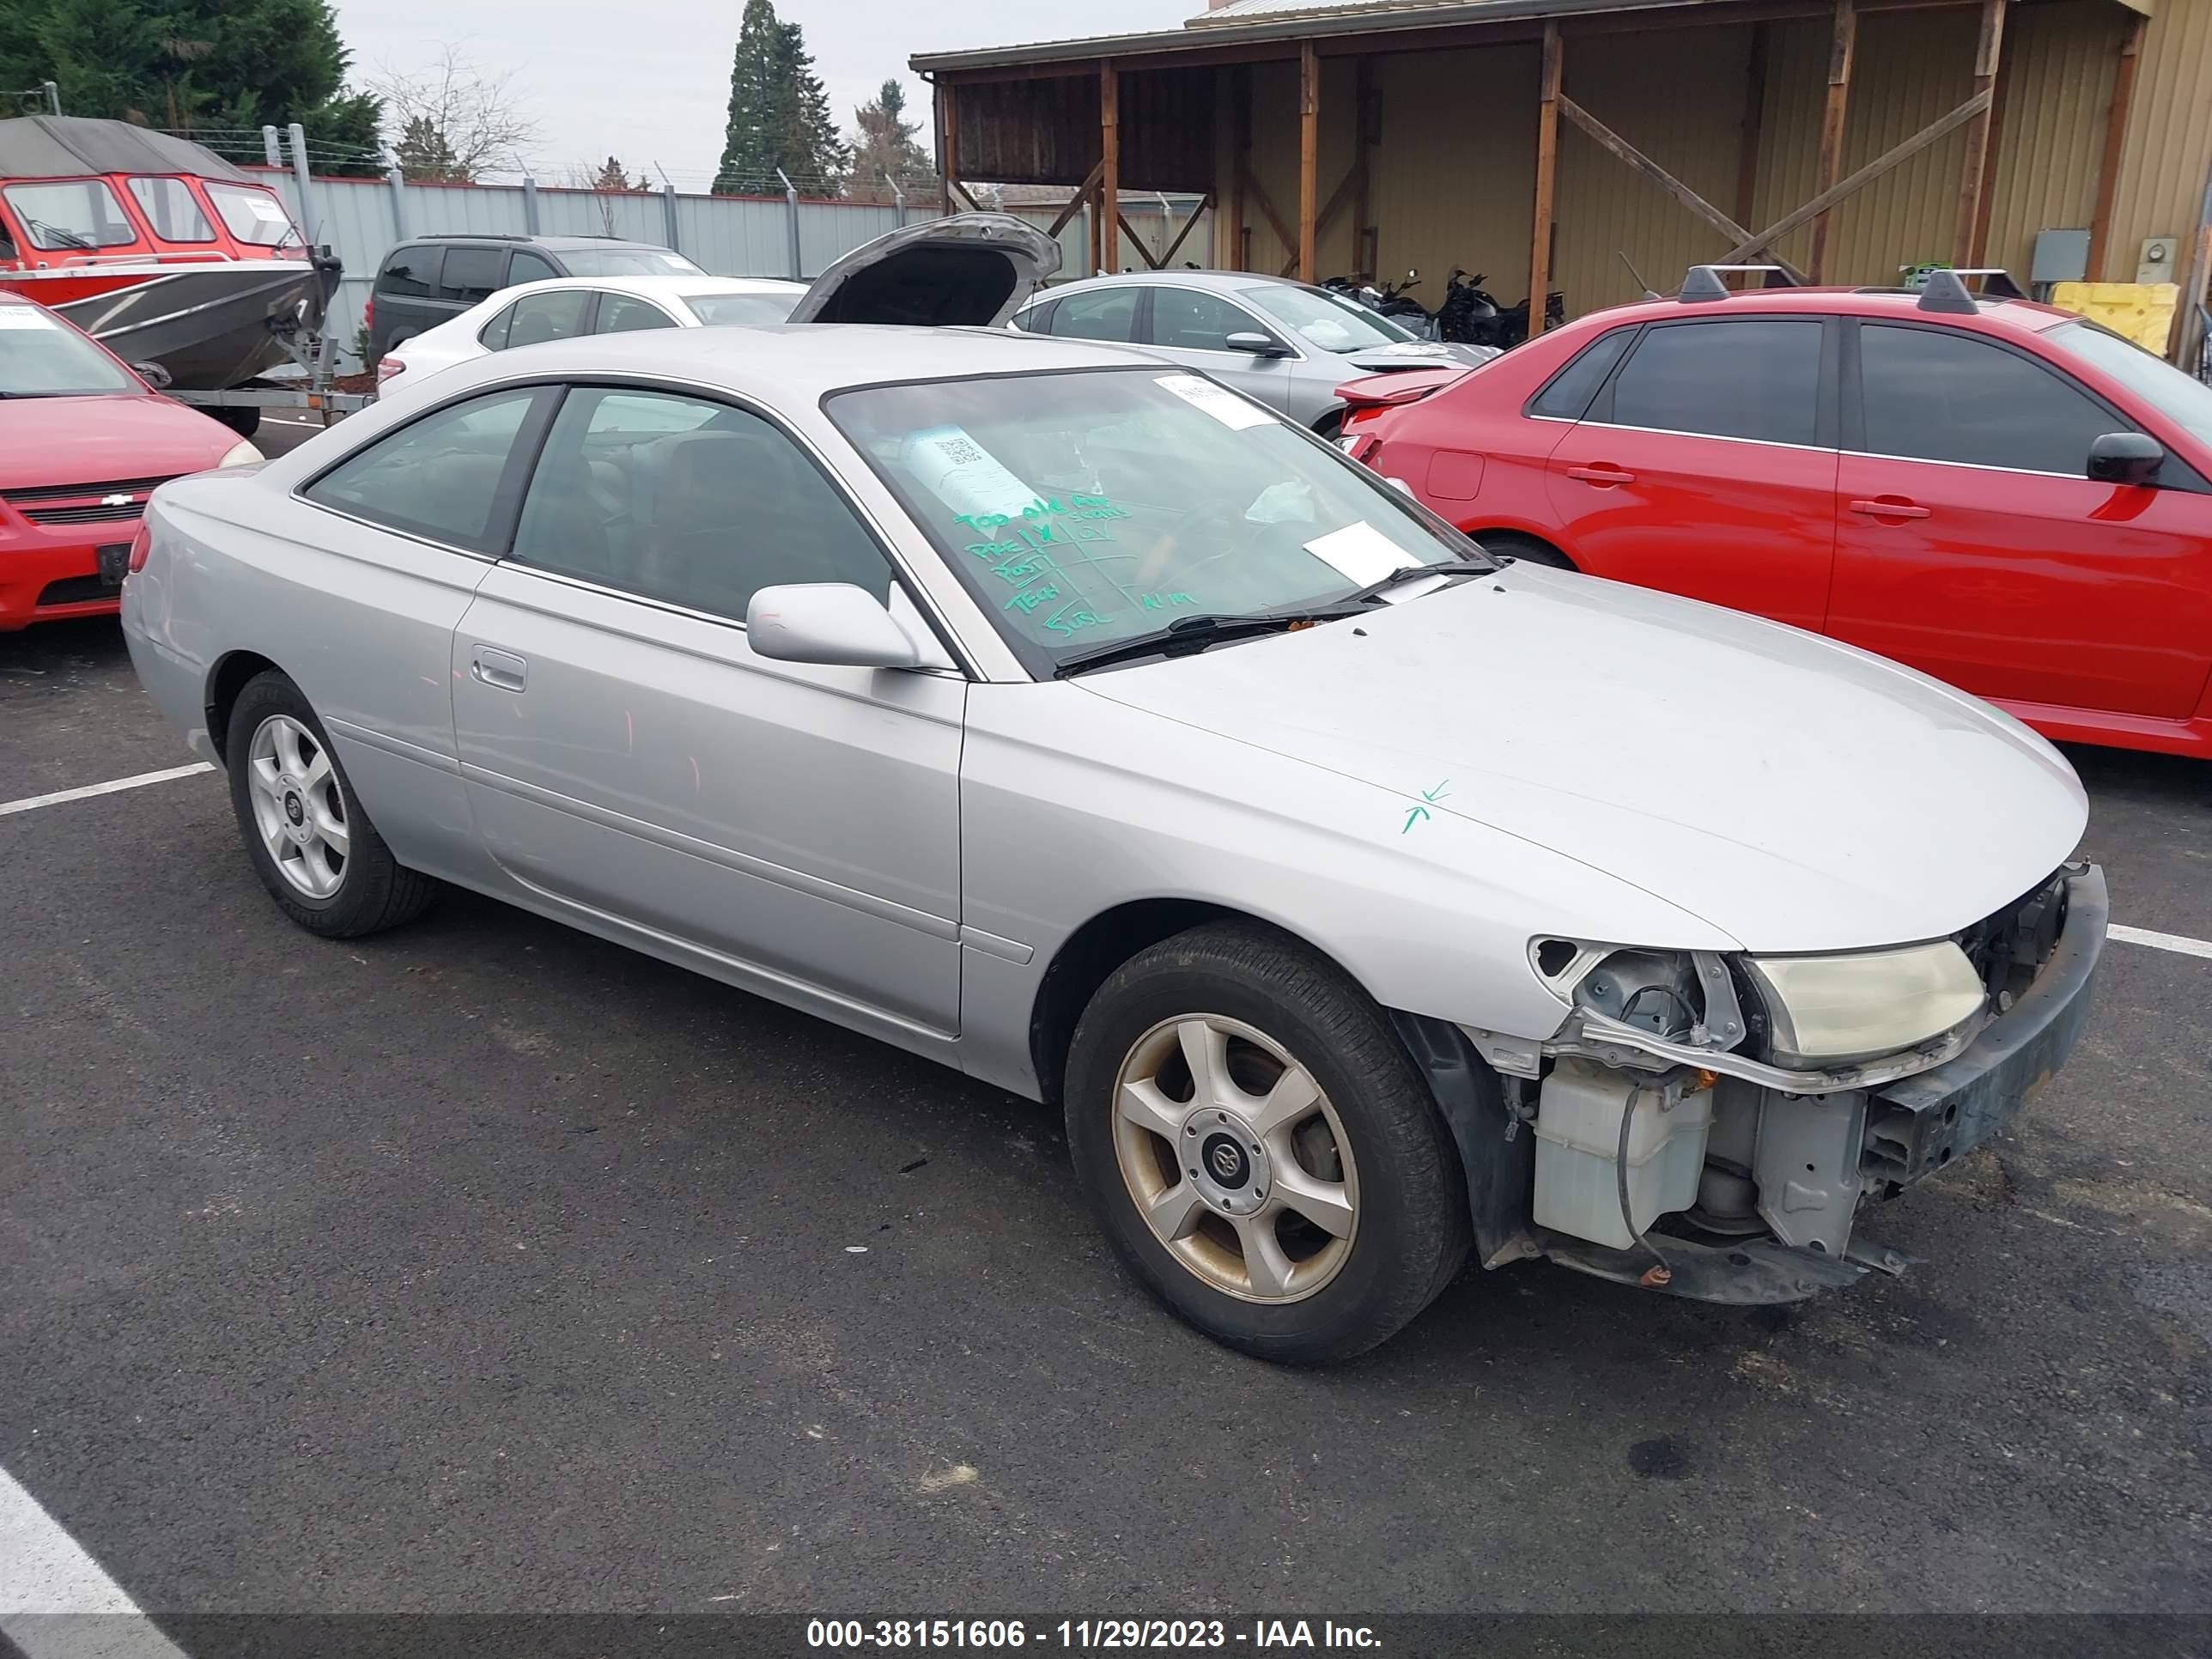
805;1620;1382;1650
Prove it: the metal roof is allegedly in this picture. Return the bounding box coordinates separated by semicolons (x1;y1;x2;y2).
912;0;1738;74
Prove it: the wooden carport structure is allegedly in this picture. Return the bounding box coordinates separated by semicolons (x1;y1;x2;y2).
913;0;2166;339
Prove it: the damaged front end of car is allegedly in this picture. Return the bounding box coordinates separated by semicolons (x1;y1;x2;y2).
1398;861;2107;1304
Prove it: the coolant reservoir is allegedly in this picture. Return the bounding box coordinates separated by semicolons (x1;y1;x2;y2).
1533;1058;1712;1250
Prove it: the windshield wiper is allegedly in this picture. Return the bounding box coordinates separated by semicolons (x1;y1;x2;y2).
23;216;96;252
1343;558;1494;605
1053;608;1362;679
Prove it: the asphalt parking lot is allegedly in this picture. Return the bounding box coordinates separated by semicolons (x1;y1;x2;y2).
3;507;2209;1626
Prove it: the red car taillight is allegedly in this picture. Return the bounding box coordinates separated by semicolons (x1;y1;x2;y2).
125;522;153;574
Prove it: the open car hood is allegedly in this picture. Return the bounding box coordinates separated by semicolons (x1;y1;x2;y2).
784;213;1062;328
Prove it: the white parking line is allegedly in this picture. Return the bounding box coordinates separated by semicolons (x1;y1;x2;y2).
2109;922;2212;962
0;1465;187;1654
0;763;216;818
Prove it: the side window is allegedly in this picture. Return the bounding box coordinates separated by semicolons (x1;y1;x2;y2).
1014;297;1058;334
302;389;544;550
1858;324;2122;475
439;246;507;305
378;247;441;299
1528;326;1633;420
509;250;562;284
594;293;678;335
510;387;891;623
126;178;214;242
478;304;515;350
3;180;138;249
1048;287;1139;343
503;289;593;349
1606;319;1823;447
1149;289;1260;352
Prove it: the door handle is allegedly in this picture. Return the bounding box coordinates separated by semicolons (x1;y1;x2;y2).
1848;497;1931;520
470;645;528;692
1566;465;1638;486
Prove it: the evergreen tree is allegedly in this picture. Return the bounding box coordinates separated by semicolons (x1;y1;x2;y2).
0;0;384;174
392;114;459;183
592;155;637;191
845;78;933;203
713;1;845;196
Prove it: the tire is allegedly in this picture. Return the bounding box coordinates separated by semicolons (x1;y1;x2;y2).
211;404;261;441
1473;531;1574;570
1065;921;1470;1364
224;670;437;939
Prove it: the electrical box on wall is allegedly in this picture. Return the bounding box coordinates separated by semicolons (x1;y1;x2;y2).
2031;228;2089;287
2137;236;2177;285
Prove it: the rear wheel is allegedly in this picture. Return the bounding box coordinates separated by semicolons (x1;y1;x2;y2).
1473;531;1574;570
225;671;436;939
1065;922;1469;1363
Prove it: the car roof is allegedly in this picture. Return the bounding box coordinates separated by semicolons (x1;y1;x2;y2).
435;322;1160;402
471;274;805;300
1561;284;2077;335
1041;269;1313;300
400;234;677;252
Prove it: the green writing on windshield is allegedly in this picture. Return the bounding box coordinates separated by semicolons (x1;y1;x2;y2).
1140;592;1197;611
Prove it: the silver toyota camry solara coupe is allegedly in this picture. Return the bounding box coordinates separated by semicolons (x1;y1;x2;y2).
124;216;2106;1361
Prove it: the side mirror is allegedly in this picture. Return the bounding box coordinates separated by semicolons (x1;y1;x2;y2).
746;582;926;669
132;361;173;390
1225;331;1290;358
2087;431;2163;486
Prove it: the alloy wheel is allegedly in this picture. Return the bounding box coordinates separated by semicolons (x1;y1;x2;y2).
245;714;349;899
1110;1013;1359;1303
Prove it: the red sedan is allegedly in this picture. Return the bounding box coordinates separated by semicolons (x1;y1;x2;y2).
1340;276;2212;758
0;292;256;631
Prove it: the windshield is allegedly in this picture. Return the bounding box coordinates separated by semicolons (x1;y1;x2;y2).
2045;319;2212;449
0;305;140;395
560;248;704;278
1239;283;1417;352
680;289;799;325
826;368;1474;674
203;184;301;248
3;181;137;251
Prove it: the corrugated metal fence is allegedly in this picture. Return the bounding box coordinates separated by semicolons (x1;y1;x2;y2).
241;167;1207;371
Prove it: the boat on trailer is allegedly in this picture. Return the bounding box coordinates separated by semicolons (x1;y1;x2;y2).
0;116;338;404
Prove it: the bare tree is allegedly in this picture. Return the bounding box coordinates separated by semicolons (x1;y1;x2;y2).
372;45;539;182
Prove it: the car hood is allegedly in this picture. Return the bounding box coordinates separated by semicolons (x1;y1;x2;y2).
784;213;1061;328
0;393;234;490
1334;339;1498;372
1075;567;2087;953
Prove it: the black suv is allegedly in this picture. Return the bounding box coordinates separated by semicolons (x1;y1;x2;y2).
367;234;703;360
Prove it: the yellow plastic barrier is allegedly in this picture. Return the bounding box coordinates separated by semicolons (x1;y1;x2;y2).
2048;282;2179;353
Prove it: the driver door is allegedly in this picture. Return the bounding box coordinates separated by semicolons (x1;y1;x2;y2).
1138;286;1294;412
1828;321;2212;719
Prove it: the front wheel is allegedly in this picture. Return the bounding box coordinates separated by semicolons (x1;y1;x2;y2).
225;671;437;938
1065;923;1470;1363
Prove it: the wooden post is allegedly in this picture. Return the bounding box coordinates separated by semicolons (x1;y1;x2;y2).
1970;28;2014;266
1808;0;1856;282
1229;66;1251;270
1352;58;1376;279
1100;62;1120;276
2085;14;2148;281
1954;0;2007;265
1297;40;1320;283
937;82;957;216
1735;23;1769;228
1529;21;1561;333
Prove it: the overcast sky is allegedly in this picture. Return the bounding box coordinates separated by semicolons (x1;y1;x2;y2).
332;0;1199;189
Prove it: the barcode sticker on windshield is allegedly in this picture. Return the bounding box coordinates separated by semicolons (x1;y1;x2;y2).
902;425;1044;521
1304;521;1423;587
1156;373;1275;430
0;307;59;330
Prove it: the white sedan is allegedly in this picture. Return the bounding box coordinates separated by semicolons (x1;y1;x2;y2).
375;274;807;391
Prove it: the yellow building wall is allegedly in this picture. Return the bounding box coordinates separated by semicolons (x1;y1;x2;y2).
1214;0;2206;332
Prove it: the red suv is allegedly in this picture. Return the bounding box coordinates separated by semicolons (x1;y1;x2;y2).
1340;274;2212;758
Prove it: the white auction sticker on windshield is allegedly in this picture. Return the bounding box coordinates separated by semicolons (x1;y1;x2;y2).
0;307;59;330
1304;521;1424;587
1155;373;1276;430
901;424;1044;521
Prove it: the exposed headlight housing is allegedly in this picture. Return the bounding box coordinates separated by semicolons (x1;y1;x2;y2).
218;439;264;467
1741;942;1986;1068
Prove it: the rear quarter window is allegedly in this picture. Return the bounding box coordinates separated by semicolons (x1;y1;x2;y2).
1527;327;1633;420
377;247;442;299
